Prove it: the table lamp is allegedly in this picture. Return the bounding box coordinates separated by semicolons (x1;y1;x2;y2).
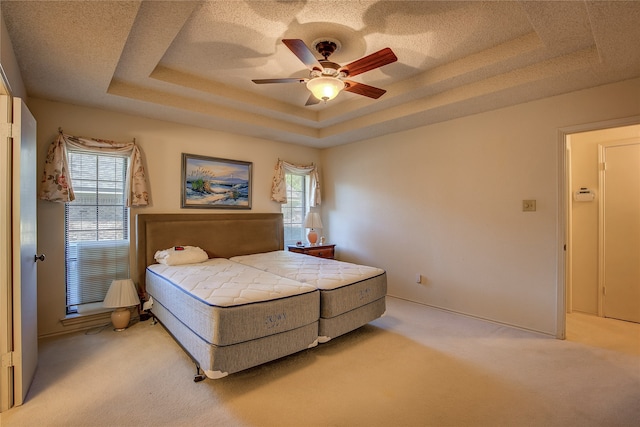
103;279;140;331
304;212;323;245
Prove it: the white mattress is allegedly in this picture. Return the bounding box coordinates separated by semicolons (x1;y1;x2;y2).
230;250;385;290
148;258;317;306
146;258;319;346
230;251;387;334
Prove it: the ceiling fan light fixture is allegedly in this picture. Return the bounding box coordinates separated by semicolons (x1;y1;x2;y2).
306;77;345;102
253;39;396;105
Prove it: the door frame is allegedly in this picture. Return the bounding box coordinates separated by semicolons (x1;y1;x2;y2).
0;89;14;410
557;115;640;339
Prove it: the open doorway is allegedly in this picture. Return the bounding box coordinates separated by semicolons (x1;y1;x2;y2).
562;120;640;351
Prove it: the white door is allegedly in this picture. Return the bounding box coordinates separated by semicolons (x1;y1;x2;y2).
0;96;39;411
601;141;640;323
12;97;39;405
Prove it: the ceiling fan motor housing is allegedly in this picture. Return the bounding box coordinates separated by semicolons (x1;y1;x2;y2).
313;38;341;58
315;40;337;58
311;61;345;78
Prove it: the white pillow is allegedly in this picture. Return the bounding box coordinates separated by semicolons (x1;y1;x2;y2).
154;246;208;266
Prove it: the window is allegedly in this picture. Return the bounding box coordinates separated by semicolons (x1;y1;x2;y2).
281;172;308;246
65;152;130;315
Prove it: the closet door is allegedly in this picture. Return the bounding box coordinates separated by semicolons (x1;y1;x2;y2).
12;97;39;405
0;96;38;411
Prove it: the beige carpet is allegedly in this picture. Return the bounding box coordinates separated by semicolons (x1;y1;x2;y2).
1;297;639;427
566;310;640;356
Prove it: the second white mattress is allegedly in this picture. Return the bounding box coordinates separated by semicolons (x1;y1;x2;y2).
230;250;385;290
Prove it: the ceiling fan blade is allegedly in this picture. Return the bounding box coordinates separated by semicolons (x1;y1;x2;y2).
282;39;323;71
305;94;320;106
252;78;306;84
341;48;397;77
343;80;387;99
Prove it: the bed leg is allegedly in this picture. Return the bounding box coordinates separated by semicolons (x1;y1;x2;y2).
194;364;206;383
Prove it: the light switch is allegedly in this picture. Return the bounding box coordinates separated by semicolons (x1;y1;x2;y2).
522;200;536;212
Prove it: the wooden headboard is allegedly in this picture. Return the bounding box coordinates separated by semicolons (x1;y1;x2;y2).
135;213;284;295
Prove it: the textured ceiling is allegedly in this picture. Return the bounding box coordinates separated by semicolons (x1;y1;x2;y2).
2;1;640;148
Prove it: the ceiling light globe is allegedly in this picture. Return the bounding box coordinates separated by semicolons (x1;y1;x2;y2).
306;77;345;102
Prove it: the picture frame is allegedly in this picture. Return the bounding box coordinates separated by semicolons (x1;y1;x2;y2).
181;153;252;209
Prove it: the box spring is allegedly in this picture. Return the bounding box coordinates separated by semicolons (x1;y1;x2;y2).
318;297;386;343
151;298;319;379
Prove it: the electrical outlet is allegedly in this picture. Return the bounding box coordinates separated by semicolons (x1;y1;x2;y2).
522;200;536;212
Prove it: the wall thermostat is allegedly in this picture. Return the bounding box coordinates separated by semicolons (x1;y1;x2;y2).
574;188;595;202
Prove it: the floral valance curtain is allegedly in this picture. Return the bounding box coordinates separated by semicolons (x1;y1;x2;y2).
271;159;321;207
39;132;150;207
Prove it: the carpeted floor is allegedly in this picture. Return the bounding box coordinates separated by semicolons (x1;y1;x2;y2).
1;297;639;427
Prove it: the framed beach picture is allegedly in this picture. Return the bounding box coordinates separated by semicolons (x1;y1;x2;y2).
181;153;252;209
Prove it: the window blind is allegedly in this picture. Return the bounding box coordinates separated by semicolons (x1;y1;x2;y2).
281;173;307;246
65;152;129;314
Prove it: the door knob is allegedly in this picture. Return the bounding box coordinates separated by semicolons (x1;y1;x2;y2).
34;254;46;262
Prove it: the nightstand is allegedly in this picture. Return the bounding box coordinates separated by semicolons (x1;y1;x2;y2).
287;243;336;259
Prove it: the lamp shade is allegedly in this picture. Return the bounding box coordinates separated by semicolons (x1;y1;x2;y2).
306;77;345;102
304;212;323;229
103;279;139;309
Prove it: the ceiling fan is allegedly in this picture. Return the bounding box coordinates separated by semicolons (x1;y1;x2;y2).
252;38;397;105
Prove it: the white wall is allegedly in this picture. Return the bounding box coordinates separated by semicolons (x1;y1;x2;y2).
321;78;640;336
29;98;320;337
569;125;640;314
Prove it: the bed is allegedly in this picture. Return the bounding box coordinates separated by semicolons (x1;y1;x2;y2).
136;213;321;380
146;259;319;379
230;250;387;342
135;213;387;380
